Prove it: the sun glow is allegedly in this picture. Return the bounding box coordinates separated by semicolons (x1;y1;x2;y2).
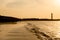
54;0;60;6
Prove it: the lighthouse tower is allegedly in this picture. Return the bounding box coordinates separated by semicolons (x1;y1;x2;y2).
51;13;53;19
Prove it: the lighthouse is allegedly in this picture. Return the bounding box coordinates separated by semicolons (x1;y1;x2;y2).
51;13;53;19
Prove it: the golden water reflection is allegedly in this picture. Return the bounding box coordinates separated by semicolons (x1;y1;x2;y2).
0;21;60;40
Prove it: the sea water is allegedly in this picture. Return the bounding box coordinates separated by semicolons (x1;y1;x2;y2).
0;21;60;40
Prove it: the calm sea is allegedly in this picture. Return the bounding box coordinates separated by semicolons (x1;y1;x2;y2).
0;21;60;40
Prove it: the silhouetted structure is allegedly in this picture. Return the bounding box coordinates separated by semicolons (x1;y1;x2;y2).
51;13;53;19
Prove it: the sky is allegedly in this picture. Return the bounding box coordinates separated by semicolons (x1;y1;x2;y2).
0;0;60;19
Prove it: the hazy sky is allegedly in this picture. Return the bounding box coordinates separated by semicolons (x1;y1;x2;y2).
0;0;60;19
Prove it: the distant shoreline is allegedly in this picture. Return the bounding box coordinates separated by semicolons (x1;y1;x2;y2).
0;15;60;23
20;19;60;21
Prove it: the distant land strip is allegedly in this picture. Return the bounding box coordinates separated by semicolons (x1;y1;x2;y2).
0;15;60;23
